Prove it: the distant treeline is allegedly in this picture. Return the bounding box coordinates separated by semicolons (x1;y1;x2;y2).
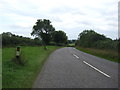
1;30;119;51
76;30;119;51
1;32;42;47
1;31;68;47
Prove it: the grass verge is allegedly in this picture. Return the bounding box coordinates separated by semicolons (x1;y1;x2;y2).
2;46;60;88
76;47;119;63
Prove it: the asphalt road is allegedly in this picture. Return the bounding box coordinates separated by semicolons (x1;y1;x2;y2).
33;47;119;88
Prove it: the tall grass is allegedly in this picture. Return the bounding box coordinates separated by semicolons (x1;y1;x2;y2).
76;47;119;63
2;46;60;88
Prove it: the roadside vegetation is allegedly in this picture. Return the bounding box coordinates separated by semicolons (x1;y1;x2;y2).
76;47;119;63
76;30;119;63
2;46;60;88
2;32;42;47
1;19;119;88
2;19;67;88
1;19;68;48
67;40;76;47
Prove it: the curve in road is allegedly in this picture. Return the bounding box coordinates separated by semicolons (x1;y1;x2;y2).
33;47;118;88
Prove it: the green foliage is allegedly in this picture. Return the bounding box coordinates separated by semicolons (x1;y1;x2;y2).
40;33;51;45
77;30;118;51
76;47;119;63
2;19;68;47
31;19;55;45
52;30;68;46
2;46;60;88
67;39;76;47
68;39;76;44
76;30;118;63
2;32;42;47
77;30;106;47
94;39;118;51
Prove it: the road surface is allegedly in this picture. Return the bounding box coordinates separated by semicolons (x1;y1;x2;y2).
33;47;118;88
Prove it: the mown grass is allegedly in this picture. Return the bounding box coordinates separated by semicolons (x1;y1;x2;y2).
2;46;60;88
76;47;119;63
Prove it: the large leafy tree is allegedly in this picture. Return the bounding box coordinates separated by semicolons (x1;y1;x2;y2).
77;30;106;47
77;30;118;51
31;19;55;49
52;30;68;46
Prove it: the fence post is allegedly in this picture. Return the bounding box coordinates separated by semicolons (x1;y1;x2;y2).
16;46;21;59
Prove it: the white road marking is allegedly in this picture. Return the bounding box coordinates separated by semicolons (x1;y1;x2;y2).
73;54;79;59
83;61;111;78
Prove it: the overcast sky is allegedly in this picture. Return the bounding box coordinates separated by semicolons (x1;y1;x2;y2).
0;0;119;40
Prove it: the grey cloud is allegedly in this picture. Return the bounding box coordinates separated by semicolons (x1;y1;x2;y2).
0;0;118;40
1;6;46;19
107;23;117;27
9;25;31;30
118;1;120;38
76;21;91;26
49;16;63;23
50;6;86;15
104;16;117;22
0;0;48;19
50;7;75;14
62;27;82;39
71;10;86;15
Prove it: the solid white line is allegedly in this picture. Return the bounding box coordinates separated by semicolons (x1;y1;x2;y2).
83;61;111;78
73;54;79;59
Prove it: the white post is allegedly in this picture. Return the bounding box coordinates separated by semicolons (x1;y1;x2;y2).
16;46;21;58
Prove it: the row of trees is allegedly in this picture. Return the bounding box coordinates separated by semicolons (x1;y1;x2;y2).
1;19;68;47
76;30;118;51
2;19;118;51
1;32;42;47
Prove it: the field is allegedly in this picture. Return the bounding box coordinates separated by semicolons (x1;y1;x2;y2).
2;46;60;88
76;47;119;63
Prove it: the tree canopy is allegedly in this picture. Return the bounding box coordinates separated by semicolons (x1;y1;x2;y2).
77;30;106;47
52;30;68;46
31;19;55;45
76;30;118;51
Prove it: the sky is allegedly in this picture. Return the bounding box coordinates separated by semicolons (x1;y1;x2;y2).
0;0;119;40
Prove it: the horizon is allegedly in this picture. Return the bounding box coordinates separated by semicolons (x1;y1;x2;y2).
1;30;119;40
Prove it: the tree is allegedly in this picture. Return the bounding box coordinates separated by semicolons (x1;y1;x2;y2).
76;30;118;51
31;19;55;49
77;30;106;47
52;30;68;46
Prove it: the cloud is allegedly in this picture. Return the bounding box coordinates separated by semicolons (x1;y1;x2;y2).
0;0;119;39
